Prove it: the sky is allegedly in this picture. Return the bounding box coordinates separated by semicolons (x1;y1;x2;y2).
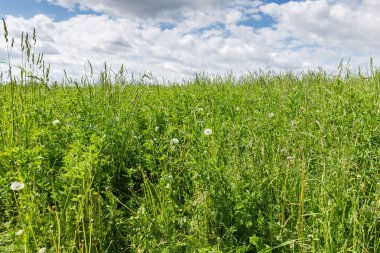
0;0;379;82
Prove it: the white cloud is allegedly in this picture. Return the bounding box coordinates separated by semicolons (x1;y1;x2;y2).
260;0;380;51
1;0;380;83
47;0;231;19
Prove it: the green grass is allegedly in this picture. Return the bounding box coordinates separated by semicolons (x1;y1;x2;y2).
1;71;380;252
1;21;380;252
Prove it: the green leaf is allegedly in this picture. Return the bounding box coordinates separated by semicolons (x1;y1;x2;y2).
249;234;272;253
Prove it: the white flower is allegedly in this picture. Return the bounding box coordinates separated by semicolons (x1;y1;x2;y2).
315;120;320;125
287;156;295;162
204;128;212;136
39;247;46;253
170;138;179;145
268;112;275;119
15;229;24;236
52;119;60;125
10;182;25;191
154;126;159;132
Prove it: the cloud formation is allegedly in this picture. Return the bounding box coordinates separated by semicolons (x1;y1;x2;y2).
261;0;380;50
1;0;379;83
47;0;231;19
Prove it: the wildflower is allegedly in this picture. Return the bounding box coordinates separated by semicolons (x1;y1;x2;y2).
315;120;320;125
170;138;179;146
52;119;60;125
204;128;212;136
15;229;24;236
287;156;295;162
39;247;46;253
154;126;159;132
170;138;179;151
10;182;25;191
268;112;275;119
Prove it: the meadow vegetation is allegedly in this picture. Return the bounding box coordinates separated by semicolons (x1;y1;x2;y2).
1;20;380;253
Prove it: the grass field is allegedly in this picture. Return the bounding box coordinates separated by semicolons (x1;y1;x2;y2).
1;21;380;253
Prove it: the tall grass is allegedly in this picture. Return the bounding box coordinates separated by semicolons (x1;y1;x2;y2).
1;21;380;253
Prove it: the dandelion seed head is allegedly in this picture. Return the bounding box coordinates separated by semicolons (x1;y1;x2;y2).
10;182;25;191
268;112;275;119
52;119;60;125
170;138;179;145
204;128;212;136
287;156;295;162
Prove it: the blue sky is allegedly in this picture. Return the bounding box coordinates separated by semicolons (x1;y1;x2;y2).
1;0;282;26
0;0;86;21
1;0;379;81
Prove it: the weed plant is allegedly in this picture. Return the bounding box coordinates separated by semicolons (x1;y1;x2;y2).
1;20;380;253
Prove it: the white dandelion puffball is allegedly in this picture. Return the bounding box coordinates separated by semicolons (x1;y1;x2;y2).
16;229;24;236
10;182;25;191
39;247;46;253
268;112;275;119
52;119;60;125
204;128;212;136
170;138;179;145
